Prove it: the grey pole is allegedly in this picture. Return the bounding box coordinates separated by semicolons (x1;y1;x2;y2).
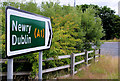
7;58;13;81
39;51;42;80
74;0;76;7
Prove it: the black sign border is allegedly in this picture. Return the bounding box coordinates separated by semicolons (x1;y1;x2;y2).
5;6;52;58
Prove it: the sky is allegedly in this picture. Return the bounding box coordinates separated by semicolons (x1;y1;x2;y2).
34;0;120;15
1;0;120;14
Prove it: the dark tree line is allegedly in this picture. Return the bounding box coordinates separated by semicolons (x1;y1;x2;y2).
77;4;120;40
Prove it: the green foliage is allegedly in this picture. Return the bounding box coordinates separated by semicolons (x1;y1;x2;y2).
0;1;104;79
79;4;120;40
82;8;104;49
112;15;120;39
99;6;116;39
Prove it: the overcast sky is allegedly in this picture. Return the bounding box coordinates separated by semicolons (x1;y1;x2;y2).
2;0;119;14
33;0;120;14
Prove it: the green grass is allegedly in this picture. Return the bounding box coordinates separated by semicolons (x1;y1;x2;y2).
101;39;120;42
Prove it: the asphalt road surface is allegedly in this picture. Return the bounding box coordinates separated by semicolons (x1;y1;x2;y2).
100;42;120;56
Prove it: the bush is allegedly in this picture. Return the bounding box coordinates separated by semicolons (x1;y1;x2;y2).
0;1;104;79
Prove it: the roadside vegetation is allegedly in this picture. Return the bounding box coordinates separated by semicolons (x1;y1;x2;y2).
1;1;104;79
0;1;120;79
101;38;120;42
62;55;118;79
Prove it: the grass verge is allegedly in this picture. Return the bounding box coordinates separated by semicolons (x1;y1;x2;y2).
101;39;120;42
61;55;118;79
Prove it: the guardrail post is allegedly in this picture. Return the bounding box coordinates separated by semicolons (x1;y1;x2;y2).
71;53;75;76
85;50;88;66
94;49;96;62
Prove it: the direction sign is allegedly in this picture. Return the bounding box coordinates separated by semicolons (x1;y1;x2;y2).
6;6;52;58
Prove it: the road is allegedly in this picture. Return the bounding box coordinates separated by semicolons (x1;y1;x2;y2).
100;42;120;56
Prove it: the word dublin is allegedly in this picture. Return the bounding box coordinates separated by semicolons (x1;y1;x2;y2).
12;20;32;45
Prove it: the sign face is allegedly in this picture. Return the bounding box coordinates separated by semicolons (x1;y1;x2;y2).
6;6;52;58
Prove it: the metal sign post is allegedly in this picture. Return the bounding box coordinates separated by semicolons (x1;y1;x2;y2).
39;51;42;80
7;58;13;81
6;6;52;80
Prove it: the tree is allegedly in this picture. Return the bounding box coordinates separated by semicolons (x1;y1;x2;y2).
112;15;120;38
81;7;104;49
99;6;116;39
77;4;100;13
78;4;119;40
0;1;104;79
